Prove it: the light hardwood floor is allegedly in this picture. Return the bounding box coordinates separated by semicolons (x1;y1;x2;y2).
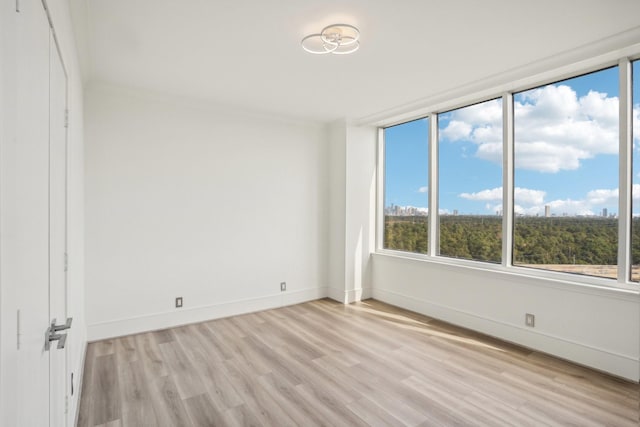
77;299;639;426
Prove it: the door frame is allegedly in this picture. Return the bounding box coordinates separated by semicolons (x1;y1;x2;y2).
48;18;70;426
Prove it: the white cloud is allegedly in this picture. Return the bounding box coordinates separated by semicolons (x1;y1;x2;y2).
516;188;545;206
545;199;594;216
440;84;640;174
522;186;619;216
459;186;545;206
461;185;625;216
456;99;503;124
418;186;428;193
440;99;502;149
514;200;596;217
513;142;587;172
514;204;539;216
585;188;618;205
475;141;502;164
440;120;472;141
513;86;619;173
460;187;502;201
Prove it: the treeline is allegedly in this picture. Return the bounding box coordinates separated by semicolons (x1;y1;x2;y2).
384;215;640;265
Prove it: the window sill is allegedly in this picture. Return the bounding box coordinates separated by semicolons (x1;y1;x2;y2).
373;250;640;300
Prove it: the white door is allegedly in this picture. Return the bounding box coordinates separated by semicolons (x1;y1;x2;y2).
8;0;69;425
13;0;52;425
49;29;69;427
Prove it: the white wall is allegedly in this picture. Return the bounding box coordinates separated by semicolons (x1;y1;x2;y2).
327;121;347;301
327;122;377;303
373;254;640;381
344;125;377;302
85;84;329;340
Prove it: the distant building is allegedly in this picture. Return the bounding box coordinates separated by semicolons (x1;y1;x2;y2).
545;205;551;217
453;209;458;216
602;208;608;217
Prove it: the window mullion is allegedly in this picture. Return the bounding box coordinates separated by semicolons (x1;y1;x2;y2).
502;93;514;267
376;128;385;251
618;58;632;283
429;114;439;256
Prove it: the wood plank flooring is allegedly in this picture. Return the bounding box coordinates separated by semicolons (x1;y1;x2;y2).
77;299;639;426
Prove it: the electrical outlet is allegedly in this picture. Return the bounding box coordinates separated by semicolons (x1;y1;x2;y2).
525;313;535;327
280;282;286;292
175;297;183;308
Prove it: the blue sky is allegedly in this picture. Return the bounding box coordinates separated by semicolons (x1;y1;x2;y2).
385;64;640;216
384;118;429;211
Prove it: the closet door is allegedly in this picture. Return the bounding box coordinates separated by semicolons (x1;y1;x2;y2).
3;0;69;423
12;0;52;424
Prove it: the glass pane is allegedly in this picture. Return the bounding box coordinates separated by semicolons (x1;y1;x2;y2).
383;118;429;254
438;98;503;262
513;67;619;279
632;60;640;282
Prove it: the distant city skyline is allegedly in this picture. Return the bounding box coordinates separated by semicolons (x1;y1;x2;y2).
384;63;640;217
384;202;619;218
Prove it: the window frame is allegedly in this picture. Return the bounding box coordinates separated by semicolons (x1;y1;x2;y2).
379;116;431;255
436;97;505;264
511;65;621;280
376;51;640;292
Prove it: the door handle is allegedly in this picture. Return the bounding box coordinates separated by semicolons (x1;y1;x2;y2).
45;317;72;351
46;330;67;350
51;317;72;332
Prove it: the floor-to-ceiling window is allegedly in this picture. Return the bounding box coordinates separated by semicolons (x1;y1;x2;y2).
383;118;430;254
438;99;503;263
379;59;639;288
513;67;619;279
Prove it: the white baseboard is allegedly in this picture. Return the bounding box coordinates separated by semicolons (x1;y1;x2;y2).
87;286;328;341
373;287;640;382
327;286;346;303
327;286;372;304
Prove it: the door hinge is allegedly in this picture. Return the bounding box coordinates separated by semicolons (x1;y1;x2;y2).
64;109;69;128
15;0;20;12
64;252;68;272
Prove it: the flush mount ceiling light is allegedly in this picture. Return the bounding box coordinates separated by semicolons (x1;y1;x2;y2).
301;23;360;55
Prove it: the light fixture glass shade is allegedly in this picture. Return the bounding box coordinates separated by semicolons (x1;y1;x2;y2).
301;23;360;55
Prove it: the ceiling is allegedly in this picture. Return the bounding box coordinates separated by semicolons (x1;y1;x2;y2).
71;0;640;124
